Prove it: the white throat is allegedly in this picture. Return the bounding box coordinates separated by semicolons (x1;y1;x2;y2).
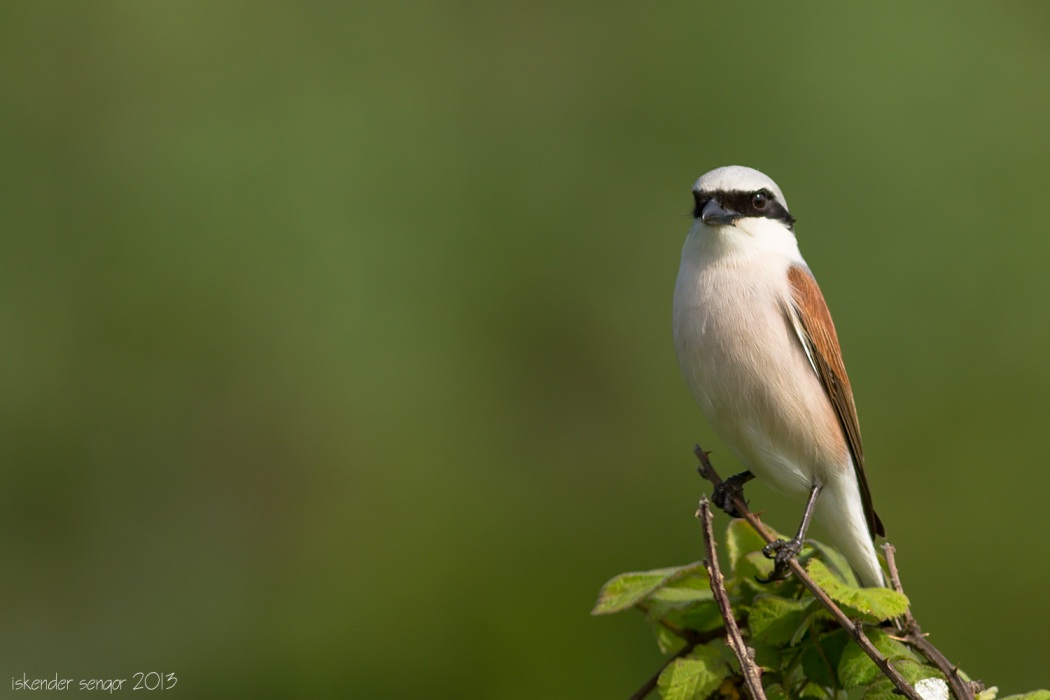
683;217;804;265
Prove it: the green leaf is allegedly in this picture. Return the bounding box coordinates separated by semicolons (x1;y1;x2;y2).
592;563;706;615
750;640;783;670
800;680;830;698
863;677;953;700
864;677;949;700
864;676;949;700
838;642;878;690
837;628;921;690
651;623;686;655
895;659;943;686
656;642;732;700
1000;692;1050;700
764;683;791;700
806;559;909;622
861;678;899;700
677;601;726;636
807;539;860;588
645;576;716;620
734;550;776;587
799;629;849;689
748;595;810;645
657;658;716;700
788;600;831;646
650;578;713;604
726;518;768;575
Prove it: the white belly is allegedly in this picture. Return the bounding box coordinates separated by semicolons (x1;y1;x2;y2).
673;247;847;496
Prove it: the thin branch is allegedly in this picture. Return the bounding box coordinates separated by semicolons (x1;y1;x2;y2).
883;543;978;700
698;495;767;700
693;445;925;700
883;544;906;597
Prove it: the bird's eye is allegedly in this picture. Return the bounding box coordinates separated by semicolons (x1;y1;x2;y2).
752;191;770;210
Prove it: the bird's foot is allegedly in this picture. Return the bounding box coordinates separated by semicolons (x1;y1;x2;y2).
711;470;754;518
757;537;804;582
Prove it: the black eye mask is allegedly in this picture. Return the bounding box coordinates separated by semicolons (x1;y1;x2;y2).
692;189;796;230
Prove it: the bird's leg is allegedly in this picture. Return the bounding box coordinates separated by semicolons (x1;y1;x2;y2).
711;470;754;518
759;482;822;582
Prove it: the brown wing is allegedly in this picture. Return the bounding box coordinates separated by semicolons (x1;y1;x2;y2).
787;265;884;538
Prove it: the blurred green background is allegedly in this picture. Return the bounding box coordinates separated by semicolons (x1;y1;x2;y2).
1;2;1048;697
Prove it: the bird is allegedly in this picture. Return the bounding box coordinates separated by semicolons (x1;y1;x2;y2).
672;165;885;587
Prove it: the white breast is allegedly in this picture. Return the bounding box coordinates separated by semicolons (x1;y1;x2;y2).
672;220;847;496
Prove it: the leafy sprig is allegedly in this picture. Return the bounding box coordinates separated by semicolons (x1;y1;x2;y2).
592;446;1049;700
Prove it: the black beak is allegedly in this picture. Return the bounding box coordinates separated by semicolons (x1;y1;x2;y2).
700;198;738;226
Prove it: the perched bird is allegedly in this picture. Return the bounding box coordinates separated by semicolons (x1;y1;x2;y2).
673;165;885;587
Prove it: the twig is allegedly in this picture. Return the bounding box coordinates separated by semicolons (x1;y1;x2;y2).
693;445;925;700
883;544;978;700
698;495;767;700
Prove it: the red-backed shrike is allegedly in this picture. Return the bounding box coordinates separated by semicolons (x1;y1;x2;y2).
673;165;885;587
